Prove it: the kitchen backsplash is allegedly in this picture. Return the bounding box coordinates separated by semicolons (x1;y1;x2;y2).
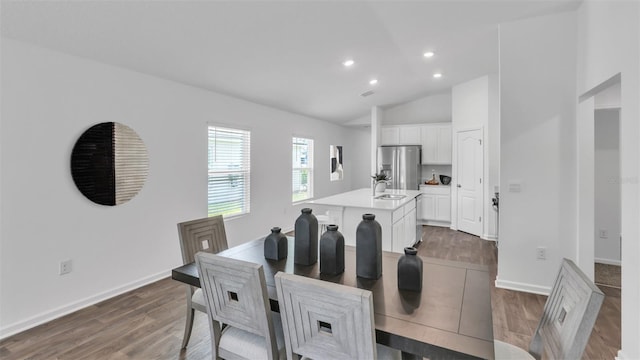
421;165;452;183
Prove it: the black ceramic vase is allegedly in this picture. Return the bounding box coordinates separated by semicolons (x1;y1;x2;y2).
264;227;287;261
356;214;382;279
294;208;318;265
397;247;423;291
320;225;345;275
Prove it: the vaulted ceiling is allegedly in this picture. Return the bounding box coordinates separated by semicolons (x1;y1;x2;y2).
1;0;580;124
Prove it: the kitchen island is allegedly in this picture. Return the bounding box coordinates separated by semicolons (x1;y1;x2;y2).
306;188;422;253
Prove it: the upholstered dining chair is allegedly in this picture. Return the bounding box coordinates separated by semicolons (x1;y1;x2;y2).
177;215;228;349
195;252;285;360
274;272;401;360
494;258;604;360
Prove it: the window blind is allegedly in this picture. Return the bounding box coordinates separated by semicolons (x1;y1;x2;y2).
208;126;251;217
292;137;313;202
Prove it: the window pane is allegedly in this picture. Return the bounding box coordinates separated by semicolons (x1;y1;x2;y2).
292;137;313;202
208;126;250;217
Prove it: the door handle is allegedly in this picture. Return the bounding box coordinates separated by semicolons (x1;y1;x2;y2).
457;184;462;188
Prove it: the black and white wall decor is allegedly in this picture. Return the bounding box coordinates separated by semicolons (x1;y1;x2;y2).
71;122;148;206
330;145;343;181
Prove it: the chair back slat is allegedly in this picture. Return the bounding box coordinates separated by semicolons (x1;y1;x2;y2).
275;272;377;360
178;215;228;264
196;252;279;360
529;258;605;360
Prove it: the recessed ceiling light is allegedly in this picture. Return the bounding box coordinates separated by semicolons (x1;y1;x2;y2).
369;79;378;85
423;51;435;58
433;73;442;79
343;59;355;67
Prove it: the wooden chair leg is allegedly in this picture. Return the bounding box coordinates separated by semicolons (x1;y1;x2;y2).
181;288;195;349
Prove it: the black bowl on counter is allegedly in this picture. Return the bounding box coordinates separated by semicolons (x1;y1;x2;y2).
439;175;451;185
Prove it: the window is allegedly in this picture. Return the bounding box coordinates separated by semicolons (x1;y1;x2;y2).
208;126;250;217
292;137;313;202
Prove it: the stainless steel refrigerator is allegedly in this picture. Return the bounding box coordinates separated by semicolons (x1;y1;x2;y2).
377;145;421;190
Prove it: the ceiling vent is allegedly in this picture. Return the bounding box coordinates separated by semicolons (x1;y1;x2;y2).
360;90;375;97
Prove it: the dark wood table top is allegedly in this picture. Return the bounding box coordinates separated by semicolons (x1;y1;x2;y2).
172;237;494;360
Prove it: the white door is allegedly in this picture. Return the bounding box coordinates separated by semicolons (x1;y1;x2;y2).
456;129;483;236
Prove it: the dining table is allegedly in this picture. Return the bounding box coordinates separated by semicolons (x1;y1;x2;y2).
172;236;495;360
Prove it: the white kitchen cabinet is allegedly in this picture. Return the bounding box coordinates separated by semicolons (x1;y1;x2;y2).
380;125;421;145
399;125;421;145
421;124;452;164
419;185;451;227
435;195;451;222
380;127;400;145
404;207;417;248
392;199;417;252
392;218;404;252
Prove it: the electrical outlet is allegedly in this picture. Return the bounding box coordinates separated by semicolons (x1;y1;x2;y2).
536;247;547;260
59;260;72;275
599;229;609;239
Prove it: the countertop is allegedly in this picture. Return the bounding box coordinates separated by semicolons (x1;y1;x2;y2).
419;183;451;188
307;188;422;211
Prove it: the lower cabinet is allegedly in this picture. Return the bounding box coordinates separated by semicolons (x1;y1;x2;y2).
404;207;417;248
419;186;451;226
392;199;417;252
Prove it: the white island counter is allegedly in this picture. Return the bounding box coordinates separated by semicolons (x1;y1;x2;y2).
306;188;422;253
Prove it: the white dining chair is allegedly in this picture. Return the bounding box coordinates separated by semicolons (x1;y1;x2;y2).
315;210;335;235
494;258;604;360
196;252;285;360
177;215;228;349
274;272;401;360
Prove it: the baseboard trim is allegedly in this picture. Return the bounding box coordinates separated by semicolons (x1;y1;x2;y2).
481;233;497;241
0;269;171;340
418;220;450;227
615;349;626;360
595;258;621;266
495;278;551;296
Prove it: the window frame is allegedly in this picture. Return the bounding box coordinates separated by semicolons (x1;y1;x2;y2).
207;125;251;219
292;136;314;203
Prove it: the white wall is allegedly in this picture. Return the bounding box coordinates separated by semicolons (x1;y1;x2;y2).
451;74;499;241
497;10;577;294
349;126;372;189
575;2;640;358
382;92;451;125
0;39;369;338
594;109;621;265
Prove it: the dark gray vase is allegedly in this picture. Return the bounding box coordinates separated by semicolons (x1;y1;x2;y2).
397;247;423;291
356;214;382;279
320;225;344;275
264;227;287;261
294;208;318;265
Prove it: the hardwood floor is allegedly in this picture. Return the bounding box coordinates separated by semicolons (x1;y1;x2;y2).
0;226;620;359
418;226;620;360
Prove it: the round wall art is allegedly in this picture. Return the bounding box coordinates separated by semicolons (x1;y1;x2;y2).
71;122;148;206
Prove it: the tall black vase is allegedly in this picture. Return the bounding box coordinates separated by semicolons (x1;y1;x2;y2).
294;208;318;265
397;247;423;291
356;214;382;279
320;225;344;275
264;227;288;261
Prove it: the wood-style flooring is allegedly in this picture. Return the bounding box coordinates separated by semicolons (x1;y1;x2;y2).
418;226;620;360
0;226;620;359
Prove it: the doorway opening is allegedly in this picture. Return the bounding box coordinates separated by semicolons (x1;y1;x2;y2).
594;108;621;292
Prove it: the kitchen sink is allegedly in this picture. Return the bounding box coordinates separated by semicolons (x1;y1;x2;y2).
374;194;406;200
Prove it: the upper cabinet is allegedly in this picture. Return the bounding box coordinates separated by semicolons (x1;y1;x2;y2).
421;124;452;165
380;125;422;145
380;123;452;165
398;125;422;145
380;127;400;145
